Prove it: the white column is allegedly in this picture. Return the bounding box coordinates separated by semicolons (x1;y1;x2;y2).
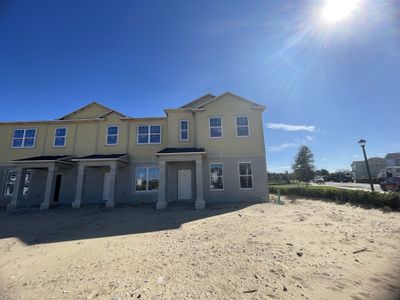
72;164;85;208
105;162;117;208
156;160;167;209
40;164;58;210
7;167;25;212
195;158;205;209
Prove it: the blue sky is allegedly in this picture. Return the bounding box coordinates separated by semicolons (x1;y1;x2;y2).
1;0;399;172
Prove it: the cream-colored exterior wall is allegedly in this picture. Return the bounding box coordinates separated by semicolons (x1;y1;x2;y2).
61;103;109;120
0;93;265;164
166;110;195;147
194;94;265;156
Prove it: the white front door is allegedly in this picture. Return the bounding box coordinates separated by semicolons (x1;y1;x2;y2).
102;172;112;201
178;169;192;200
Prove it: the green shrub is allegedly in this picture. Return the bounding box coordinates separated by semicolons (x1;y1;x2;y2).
269;186;400;211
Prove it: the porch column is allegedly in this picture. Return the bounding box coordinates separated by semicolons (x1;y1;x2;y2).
72;164;85;208
156;160;167;209
105;162;117;208
195;158;205;209
40;164;58;210
7;167;25;212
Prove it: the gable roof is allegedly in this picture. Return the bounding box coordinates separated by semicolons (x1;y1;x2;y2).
58;102;127;120
180;92;265;110
180;94;216;109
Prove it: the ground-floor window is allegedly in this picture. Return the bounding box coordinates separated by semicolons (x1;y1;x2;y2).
135;167;160;191
239;162;253;189
3;170;31;196
210;163;224;190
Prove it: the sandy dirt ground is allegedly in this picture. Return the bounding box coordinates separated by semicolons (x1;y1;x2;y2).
0;198;400;300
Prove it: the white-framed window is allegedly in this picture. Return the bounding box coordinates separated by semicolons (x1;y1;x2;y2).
11;128;37;148
236;116;250;137
137;125;161;144
135;167;160;191
210;163;224;191
106;125;119;145
53;127;67;147
179;120;189;141
3;170;31;196
239;162;253;189
209;116;223;138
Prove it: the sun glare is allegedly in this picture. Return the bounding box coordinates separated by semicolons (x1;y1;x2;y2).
322;0;360;23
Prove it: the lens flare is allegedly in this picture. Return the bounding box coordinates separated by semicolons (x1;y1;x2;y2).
322;0;361;23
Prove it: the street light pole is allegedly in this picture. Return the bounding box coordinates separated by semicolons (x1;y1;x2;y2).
358;139;375;192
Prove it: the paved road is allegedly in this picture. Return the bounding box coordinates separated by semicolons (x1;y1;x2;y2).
313;181;383;192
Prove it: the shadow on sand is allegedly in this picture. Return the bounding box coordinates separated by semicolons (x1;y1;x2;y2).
0;202;257;246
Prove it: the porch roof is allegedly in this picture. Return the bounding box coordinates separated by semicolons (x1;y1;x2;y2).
156;148;206;156
12;155;74;163
72;153;129;162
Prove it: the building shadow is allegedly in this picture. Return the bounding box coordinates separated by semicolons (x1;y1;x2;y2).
0;202;258;245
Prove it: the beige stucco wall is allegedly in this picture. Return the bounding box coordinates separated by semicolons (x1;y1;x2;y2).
194;94;265;156
0;94;266;163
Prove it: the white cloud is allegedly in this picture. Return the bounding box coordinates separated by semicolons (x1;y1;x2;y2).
306;135;314;141
268;165;291;172
266;123;316;132
320;158;328;162
267;142;298;152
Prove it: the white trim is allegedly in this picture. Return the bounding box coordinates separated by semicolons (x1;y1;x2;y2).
53;127;68;148
208;116;223;139
179;120;189;142
11;128;37;149
72;157;129;163
235;115;250;138
105;125;119;146
209;162;224;191
136;124;162;145
135;166;160;192
238;162;254;190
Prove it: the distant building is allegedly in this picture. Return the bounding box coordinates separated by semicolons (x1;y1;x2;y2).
351;158;387;180
385;153;400;167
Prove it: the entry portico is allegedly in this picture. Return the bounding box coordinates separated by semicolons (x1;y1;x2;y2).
71;154;129;209
155;148;206;210
7;155;74;212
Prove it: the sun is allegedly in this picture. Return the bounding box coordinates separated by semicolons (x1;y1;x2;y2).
321;0;360;23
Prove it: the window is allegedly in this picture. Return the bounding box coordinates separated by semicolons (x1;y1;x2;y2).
53;128;67;147
209;117;222;138
239;163;253;189
135;167;160;191
137;125;161;144
11;129;37;148
180;120;189;141
3;170;31;196
210;163;224;190
106;125;119;145
236;116;249;137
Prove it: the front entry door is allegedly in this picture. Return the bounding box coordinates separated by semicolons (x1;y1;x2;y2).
102;172;112;201
178;169;192;200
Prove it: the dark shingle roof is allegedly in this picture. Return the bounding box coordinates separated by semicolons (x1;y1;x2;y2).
12;155;72;162
157;148;205;154
76;154;128;160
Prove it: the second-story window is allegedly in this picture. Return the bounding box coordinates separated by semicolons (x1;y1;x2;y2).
106;125;119;145
209;117;223;138
180;120;189;141
137;125;161;144
54;127;67;147
11;128;37;148
236;116;250;137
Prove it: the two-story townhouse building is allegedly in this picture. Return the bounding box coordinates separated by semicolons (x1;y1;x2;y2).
0;92;269;212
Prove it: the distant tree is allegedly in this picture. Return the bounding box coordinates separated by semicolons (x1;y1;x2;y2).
292;146;315;186
315;169;329;177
